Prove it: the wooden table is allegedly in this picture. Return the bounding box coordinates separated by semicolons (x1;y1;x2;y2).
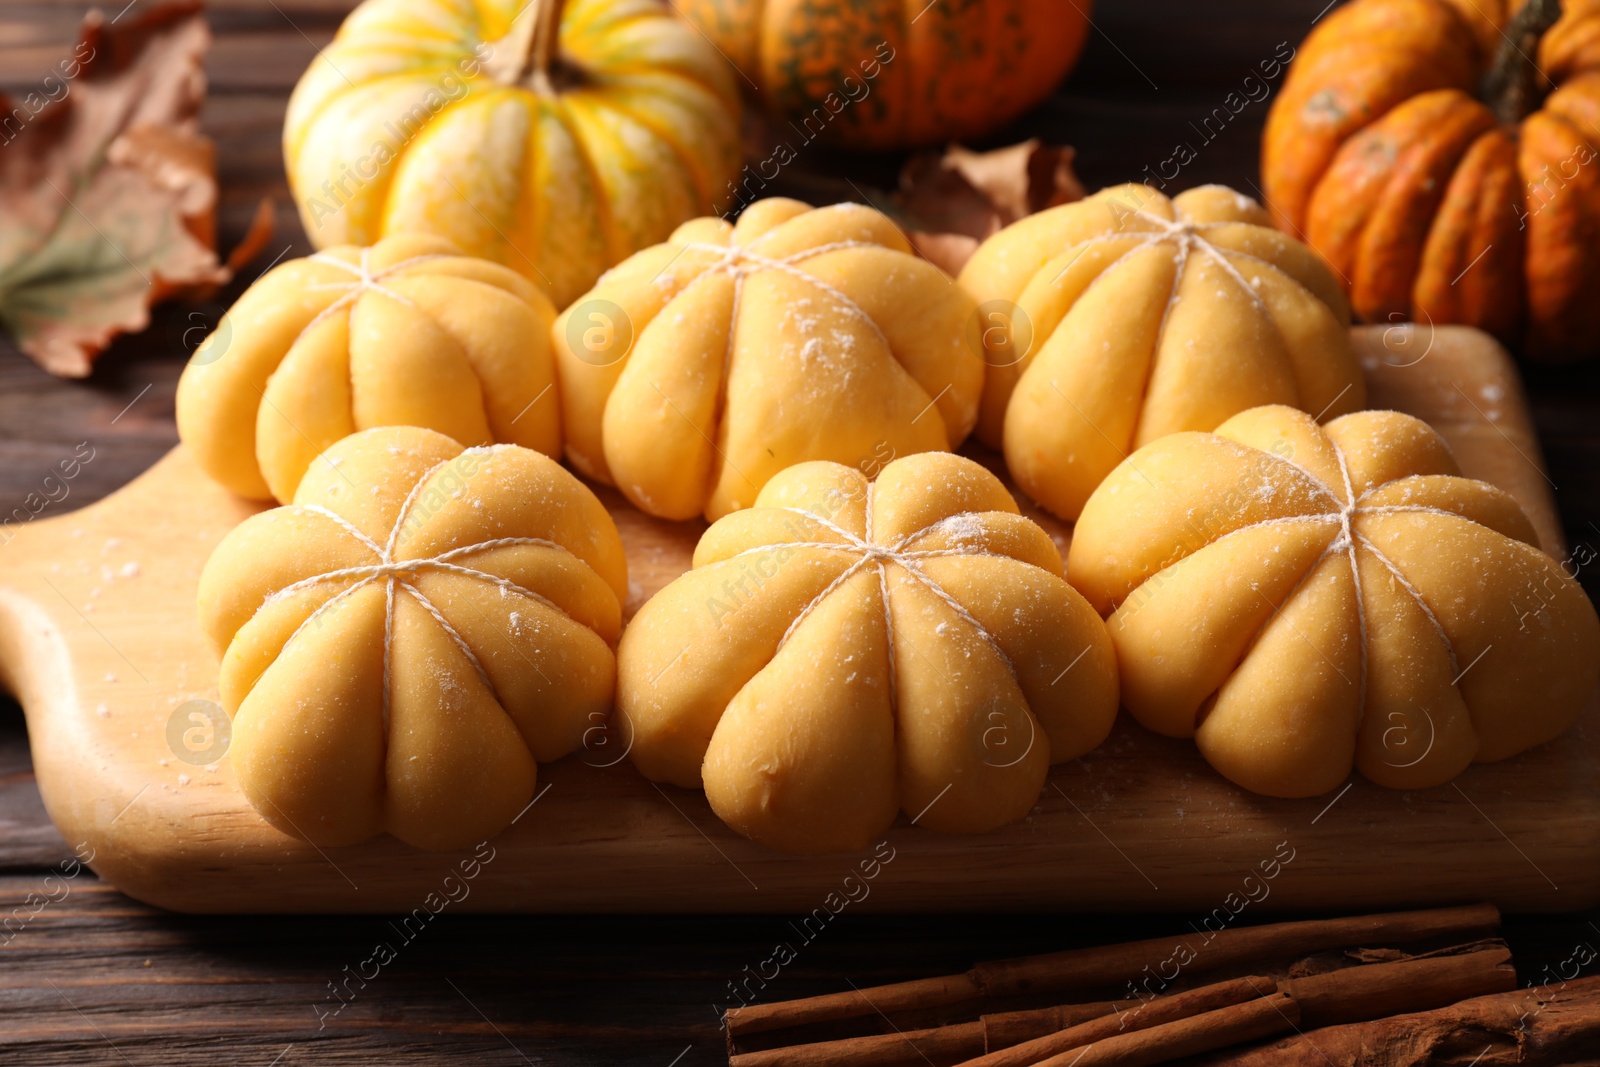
1;0;1598;1061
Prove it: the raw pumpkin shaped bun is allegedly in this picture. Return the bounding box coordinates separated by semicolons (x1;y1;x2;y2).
959;183;1364;521
283;0;742;309
554;198;984;522
617;451;1119;854
177;233;560;503
1067;405;1600;799
197;426;628;850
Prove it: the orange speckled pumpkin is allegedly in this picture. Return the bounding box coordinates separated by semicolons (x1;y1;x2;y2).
674;0;1089;150
1263;0;1600;361
284;0;741;310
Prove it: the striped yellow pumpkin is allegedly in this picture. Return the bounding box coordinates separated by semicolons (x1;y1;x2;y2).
284;0;742;309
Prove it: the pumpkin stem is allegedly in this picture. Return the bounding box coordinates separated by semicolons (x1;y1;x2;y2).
483;0;570;92
1483;0;1562;126
528;0;566;88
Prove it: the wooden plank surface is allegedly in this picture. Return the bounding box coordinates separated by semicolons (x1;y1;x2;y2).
1;0;1598;1058
0;874;1582;1067
2;325;1596;915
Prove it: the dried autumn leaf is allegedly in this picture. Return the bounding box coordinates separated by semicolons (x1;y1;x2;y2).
898;139;1086;275
0;2;258;378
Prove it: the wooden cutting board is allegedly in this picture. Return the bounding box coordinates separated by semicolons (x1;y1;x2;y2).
1;325;1594;914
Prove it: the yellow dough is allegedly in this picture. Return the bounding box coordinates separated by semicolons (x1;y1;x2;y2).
959;183;1364;521
197;426;627;850
177;234;560;503
617;452;1119;854
553;198;984;522
1067;405;1600;798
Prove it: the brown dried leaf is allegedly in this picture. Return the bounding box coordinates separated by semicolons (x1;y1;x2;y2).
0;2;257;378
906;232;981;278
898;139;1085;274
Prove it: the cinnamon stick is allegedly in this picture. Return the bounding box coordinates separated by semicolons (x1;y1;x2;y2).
1034;992;1298;1067
727;1002;1121;1067
980;1001;1122;1051
722;904;1499;1039
725;972;984;1039
994;949;1511;1067
960;977;1271;1067
1197;974;1600;1067
1279;944;1515;1027
735;944;1517;1067
728;1020;986;1067
970;904;1500;998
958;946;1513;1067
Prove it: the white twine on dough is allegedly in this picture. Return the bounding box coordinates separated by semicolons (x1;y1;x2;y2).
708;492;1026;712
255;451;583;731
1042;201;1315;399
638;210;952;504
667;238;894;385
1150;440;1469;713
1059;201;1284;312
1026;206;1325;456
1330;440;1373;703
294;249;458;341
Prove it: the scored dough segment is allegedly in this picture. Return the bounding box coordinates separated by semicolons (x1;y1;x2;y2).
298;249;454;339
197;426;627;849
618;452;1120;854
256;461;579;731
1069;405;1600;799
755;492;1027;708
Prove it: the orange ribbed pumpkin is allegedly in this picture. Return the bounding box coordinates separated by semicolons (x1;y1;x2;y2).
673;0;1089;150
1263;0;1600;361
